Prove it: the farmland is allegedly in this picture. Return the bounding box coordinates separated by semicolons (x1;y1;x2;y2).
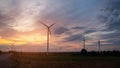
7;52;120;68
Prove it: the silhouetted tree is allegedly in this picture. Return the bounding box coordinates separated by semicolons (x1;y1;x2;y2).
81;49;87;55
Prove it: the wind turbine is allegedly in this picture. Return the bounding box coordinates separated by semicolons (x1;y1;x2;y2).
98;40;101;52
41;22;55;55
11;42;15;52
1;37;16;52
83;37;86;50
11;41;16;52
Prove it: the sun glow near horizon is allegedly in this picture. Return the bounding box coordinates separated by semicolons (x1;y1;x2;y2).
0;33;47;46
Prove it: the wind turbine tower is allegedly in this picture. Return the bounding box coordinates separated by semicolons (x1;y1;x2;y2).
41;22;55;55
98;40;101;52
83;37;86;50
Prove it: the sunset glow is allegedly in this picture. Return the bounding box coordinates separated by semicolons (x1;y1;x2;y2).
0;34;47;45
0;0;120;52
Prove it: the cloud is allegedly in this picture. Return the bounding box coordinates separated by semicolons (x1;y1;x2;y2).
0;10;17;38
64;34;84;42
99;0;120;31
84;29;97;34
98;0;120;46
54;27;69;35
101;32;120;39
0;0;24;38
72;26;85;30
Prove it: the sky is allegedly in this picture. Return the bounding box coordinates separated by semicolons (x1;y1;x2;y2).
0;0;120;52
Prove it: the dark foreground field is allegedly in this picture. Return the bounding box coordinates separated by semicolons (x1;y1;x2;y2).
0;52;120;68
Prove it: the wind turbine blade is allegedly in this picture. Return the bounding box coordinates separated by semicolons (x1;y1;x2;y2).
49;23;55;28
41;22;48;27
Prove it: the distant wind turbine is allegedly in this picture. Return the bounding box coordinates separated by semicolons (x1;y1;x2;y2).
83;37;86;50
1;37;16;52
11;41;16;52
98;40;101;52
41;22;55;55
